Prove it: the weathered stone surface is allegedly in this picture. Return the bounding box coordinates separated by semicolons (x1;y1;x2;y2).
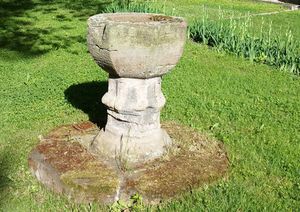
87;13;187;79
87;13;187;163
28;122;119;203
92;77;171;162
28;121;229;204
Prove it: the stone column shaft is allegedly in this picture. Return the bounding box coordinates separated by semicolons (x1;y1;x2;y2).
92;77;171;162
103;77;165;137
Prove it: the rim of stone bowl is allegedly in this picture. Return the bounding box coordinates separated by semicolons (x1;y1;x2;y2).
88;13;186;27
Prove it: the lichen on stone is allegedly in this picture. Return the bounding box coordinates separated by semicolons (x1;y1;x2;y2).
61;161;119;198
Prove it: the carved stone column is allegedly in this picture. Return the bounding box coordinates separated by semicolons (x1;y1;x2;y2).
92;77;171;161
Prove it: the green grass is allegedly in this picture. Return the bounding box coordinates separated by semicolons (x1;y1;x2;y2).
189;14;300;74
0;0;300;211
150;0;285;21
250;10;300;38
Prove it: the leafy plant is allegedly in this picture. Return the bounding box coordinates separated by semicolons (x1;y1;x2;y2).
116;0;131;7
105;0;160;13
189;9;300;75
110;193;144;212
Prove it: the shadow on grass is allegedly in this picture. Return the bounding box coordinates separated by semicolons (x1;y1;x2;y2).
60;0;112;19
0;0;111;56
64;81;108;128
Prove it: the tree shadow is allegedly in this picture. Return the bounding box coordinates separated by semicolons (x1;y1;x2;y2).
60;0;112;19
0;0;111;56
0;0;35;18
64;81;108;128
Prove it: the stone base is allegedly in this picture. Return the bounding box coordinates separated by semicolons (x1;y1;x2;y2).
28;121;229;204
93;76;172;163
91;128;172;163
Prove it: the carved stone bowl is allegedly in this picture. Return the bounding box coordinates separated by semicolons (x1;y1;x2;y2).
87;13;187;78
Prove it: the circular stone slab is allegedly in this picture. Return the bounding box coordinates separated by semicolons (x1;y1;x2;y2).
28;121;229;204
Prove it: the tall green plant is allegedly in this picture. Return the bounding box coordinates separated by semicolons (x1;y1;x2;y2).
105;0;160;13
116;0;130;7
189;12;300;75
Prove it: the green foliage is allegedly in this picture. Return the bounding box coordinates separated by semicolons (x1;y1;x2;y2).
110;193;144;212
115;0;131;7
105;0;160;14
189;10;300;75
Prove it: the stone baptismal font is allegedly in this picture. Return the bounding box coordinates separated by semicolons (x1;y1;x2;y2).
87;13;186;162
28;13;228;204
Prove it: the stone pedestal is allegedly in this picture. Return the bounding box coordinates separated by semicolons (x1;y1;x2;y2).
92;77;171;161
87;13;187;162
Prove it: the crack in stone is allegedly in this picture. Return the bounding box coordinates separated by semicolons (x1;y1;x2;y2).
95;44;118;52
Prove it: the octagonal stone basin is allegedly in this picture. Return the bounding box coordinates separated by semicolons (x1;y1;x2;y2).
87;13;187;78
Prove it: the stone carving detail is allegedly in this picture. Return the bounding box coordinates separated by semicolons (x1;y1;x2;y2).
102;77;165;136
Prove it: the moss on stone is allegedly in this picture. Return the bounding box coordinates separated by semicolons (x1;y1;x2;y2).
61;161;119;198
130;121;229;200
29;121;229;204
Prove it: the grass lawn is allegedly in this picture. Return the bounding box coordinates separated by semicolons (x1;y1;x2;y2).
151;0;285;21
250;10;300;38
0;0;300;211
